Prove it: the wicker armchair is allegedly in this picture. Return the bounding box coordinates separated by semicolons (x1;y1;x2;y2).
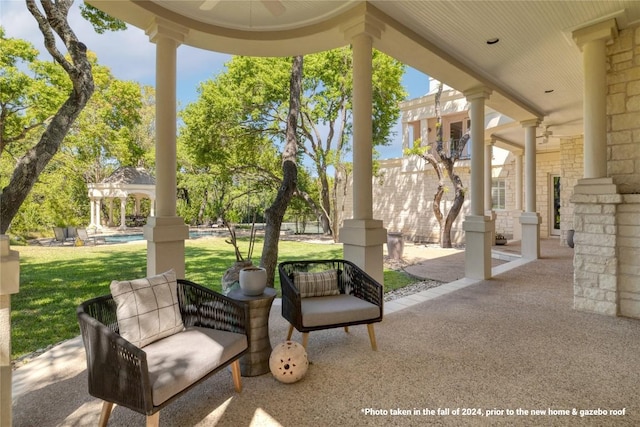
278;259;383;350
77;279;249;426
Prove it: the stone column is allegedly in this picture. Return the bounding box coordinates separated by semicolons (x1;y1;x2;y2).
571;19;620;316
520;119;541;259
463;87;493;280
144;19;190;278
0;236;19;427
512;151;524;240
338;16;386;284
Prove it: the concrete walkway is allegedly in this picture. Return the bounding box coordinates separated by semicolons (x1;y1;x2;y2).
11;239;640;426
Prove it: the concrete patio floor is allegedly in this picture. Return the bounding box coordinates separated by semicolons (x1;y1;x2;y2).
11;239;640;426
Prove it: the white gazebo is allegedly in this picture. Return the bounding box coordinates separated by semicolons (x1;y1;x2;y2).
87;167;156;230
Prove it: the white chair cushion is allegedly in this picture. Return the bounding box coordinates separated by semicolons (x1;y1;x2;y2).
110;269;184;348
301;294;380;327
145;326;248;406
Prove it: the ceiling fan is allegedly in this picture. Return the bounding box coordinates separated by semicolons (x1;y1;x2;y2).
199;0;285;16
536;125;553;144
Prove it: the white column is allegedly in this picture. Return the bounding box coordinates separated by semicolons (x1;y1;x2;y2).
339;17;387;284
95;198;102;229
512;151;524;240
573;19;616;179
0;236;19;427
89;197;96;228
515;153;523;211
119;197;127;230
402;121;409;151
520;119;541;259
352;32;373;220
420;118;429;147
463;87;493;280
144;19;190;278
484;141;493;212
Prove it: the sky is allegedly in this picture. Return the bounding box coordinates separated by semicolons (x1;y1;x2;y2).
1;1;431;159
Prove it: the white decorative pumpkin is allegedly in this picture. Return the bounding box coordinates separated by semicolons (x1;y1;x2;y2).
269;341;309;383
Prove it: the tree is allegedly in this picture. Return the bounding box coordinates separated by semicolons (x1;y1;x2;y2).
1;37;147;235
405;81;469;248
0;1;126;234
180;49;405;240
260;55;303;287
296;49;405;237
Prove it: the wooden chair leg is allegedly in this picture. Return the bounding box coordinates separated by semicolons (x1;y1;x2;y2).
98;401;113;427
344;326;349;333
146;412;160;427
367;324;378;351
302;332;309;348
231;360;242;392
287;324;294;340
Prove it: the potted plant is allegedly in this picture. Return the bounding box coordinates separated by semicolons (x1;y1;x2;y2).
495;233;507;246
221;220;266;295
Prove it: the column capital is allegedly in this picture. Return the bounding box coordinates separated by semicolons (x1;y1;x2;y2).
146;17;188;45
342;13;385;41
572;18;618;50
521;118;541;128
464;87;492;101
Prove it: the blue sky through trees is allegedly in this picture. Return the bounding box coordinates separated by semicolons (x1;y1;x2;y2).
2;0;430;159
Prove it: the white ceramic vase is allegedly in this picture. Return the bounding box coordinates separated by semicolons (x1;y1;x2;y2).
239;266;267;296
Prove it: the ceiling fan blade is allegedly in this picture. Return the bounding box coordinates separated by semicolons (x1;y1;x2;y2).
199;0;220;11
261;0;285;16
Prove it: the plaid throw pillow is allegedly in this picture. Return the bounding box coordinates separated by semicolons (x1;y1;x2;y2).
110;269;184;348
294;269;340;298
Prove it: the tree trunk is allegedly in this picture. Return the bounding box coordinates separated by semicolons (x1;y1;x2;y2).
318;170;333;236
0;0;94;233
260;55;303;287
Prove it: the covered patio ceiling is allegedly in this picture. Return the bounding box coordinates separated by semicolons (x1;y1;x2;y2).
89;0;640;153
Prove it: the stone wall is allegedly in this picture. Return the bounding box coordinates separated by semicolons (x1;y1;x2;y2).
560;137;584;245
571;23;640;320
618;195;640;318
607;26;640;193
338;151;562;244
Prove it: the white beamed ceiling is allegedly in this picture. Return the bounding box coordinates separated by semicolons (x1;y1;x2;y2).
89;0;640;151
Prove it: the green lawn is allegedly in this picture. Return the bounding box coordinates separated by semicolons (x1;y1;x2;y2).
11;236;416;359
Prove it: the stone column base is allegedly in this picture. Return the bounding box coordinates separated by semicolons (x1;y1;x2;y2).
144;216;189;278
339;219;387;284
520;212;541;260
463;215;493;280
570;178;621;317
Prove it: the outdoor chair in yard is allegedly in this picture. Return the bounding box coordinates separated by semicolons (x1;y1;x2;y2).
77;270;249;426
278;259;383;350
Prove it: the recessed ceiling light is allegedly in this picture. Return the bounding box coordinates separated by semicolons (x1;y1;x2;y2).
545;89;554;93
486;38;500;45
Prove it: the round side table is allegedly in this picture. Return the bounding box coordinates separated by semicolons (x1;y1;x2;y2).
228;287;277;376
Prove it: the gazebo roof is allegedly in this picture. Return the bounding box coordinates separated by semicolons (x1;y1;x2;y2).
102;167;155;185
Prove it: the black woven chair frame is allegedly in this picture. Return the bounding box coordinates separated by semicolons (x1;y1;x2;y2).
278;259;383;333
77;279;249;417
